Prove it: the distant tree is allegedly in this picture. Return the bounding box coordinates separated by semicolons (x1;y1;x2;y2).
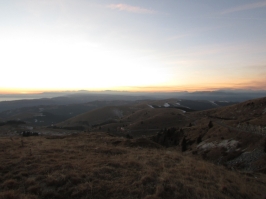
181;136;187;152
126;134;133;139
197;135;202;144
264;139;266;153
208;121;213;128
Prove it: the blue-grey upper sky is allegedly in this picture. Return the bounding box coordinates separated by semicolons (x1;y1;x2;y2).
1;0;266;93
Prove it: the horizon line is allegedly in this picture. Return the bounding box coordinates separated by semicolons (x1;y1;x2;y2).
1;88;266;95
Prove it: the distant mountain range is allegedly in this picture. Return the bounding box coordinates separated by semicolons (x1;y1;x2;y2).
0;89;265;112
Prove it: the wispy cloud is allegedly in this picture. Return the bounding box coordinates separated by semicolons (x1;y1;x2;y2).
221;1;266;14
107;4;155;14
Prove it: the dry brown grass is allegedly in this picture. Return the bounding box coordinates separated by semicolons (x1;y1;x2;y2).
1;132;266;199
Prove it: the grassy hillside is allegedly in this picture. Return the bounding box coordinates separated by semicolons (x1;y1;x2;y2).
55;98;238;129
57;105;137;128
1;132;266;199
1;97;266;198
0;101;134;127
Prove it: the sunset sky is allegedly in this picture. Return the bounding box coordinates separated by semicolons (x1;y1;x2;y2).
1;0;266;94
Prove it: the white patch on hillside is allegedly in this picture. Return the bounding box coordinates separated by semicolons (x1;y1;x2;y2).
217;140;239;152
35;113;45;117
197;139;239;152
176;103;191;109
112;109;123;117
209;101;218;106
164;103;170;107
148;105;154;108
197;142;216;151
182;105;190;109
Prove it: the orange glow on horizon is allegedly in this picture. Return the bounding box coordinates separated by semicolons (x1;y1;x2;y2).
1;81;266;95
0;88;63;95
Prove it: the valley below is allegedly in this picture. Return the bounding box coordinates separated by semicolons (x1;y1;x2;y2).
0;95;266;199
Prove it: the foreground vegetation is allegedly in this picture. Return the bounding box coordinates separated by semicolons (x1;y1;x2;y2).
1;132;266;199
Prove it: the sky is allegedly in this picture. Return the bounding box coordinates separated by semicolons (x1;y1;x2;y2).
0;0;266;94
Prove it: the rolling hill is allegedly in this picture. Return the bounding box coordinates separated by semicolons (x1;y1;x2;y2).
0;97;266;198
0;100;135;126
55;99;238;131
55;97;266;172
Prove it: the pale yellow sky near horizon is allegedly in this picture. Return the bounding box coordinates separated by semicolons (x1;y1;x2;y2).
1;0;266;93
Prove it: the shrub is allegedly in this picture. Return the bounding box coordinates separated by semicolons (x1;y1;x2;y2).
208;121;213;128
